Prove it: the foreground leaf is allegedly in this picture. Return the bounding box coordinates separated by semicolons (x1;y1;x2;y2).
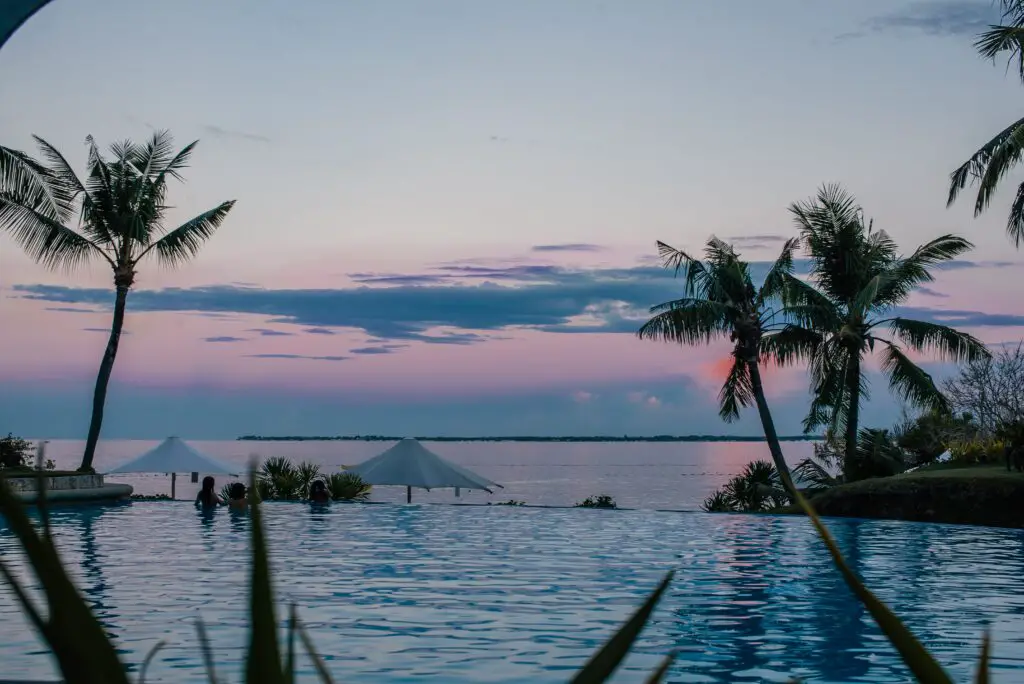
0;474;129;684
246;466;284;683
570;571;674;684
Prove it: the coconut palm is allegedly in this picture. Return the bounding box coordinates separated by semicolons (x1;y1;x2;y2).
0;131;235;471
638;236;801;487
777;185;989;467
948;0;1024;244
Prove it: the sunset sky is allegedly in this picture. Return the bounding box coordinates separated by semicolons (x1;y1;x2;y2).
2;0;1024;439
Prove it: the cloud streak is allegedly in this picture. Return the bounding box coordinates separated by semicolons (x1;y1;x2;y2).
204;336;247;343
13;260;1021;346
530;243;606;253
843;1;1000;40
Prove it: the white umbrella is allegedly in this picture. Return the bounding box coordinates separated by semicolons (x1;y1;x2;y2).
106;437;239;499
347;438;502;503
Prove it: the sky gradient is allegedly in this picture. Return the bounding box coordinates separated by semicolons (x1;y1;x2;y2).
2;0;1024;438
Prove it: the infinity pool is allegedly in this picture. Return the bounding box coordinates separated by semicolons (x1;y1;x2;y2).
1;503;1023;682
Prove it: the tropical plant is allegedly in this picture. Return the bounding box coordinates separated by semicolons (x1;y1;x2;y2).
949;0;1024;244
0;433;33;469
792;432;845;493
575;494;617;509
0;132;236;472
702;460;790;512
893;409;976;466
0;466;676;683
847;428;907;482
638;236;802;487
775;185;989;468
944;342;1024;436
257;458;321;500
327;472;372;501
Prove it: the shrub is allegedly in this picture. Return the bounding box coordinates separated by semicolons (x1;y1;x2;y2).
0;433;33;469
703;460;790;513
576;494;617;509
327;472;372;501
258;458;322;500
949;438;1005;465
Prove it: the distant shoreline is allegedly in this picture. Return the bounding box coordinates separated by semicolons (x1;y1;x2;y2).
236;435;821;443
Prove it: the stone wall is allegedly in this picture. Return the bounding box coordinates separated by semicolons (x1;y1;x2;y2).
4;473;105;493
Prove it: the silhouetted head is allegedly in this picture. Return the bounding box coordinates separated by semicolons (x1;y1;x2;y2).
201;476;215;491
229;482;246;500
310;480;327;497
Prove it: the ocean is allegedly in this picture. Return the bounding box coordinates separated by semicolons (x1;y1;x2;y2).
35;439;817;510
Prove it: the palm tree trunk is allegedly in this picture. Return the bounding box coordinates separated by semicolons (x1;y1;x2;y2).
80;285;129;472
843;355;861;478
747;360;796;492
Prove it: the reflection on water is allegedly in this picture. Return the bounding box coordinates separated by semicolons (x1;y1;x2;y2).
1;504;1023;683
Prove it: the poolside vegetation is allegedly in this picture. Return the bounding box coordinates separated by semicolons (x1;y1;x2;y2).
575;494;617;509
220;457;373;503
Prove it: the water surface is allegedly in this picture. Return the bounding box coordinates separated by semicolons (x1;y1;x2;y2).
1;503;1022;682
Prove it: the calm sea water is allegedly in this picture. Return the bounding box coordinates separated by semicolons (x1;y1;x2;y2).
1;504;1022;682
37;439;818;510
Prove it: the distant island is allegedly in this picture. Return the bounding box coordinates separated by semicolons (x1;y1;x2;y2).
237;434;822;443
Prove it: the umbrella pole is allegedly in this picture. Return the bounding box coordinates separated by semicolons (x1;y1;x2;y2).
406;486;411;504
171;472;176;500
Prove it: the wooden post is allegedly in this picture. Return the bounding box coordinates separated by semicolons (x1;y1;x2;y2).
406;486;412;503
171;472;177;500
455;487;461;498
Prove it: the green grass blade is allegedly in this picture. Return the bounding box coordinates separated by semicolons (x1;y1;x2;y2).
975;628;991;684
284;604;297;684
790;488;954;684
246;465;285;683
137;640;166;684
194;616;218;684
0;473;129;684
642;652;676;683
569;571;674;684
298;619;336;684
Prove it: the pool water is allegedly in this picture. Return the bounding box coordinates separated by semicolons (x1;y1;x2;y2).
1;503;1023;682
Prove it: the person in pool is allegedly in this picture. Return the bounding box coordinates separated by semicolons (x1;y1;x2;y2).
195;476;223;508
309;479;330;504
227;482;248;511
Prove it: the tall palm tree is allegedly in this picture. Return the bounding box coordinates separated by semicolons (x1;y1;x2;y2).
0;131;235;471
776;185;989;468
637;236;800;488
948;0;1024;244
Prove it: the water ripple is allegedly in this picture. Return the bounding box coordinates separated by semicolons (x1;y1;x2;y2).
0;503;1023;682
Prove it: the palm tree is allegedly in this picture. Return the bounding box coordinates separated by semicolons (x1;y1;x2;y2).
637;236;800;488
0;131;235;471
948;0;1024;244
777;185;989;468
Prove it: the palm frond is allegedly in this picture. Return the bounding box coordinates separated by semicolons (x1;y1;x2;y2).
760;324;821;367
0;193;110;270
140;200;236;267
874;235;974;306
0;144;74;223
718;355;754;422
886;318;990;364
638;299;732;345
948;115;1024;215
879;343;948;413
975;22;1024;83
656;240;711;298
30;136;115;246
756;237;800;305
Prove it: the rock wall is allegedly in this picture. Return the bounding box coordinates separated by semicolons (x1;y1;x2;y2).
4;473;105;493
